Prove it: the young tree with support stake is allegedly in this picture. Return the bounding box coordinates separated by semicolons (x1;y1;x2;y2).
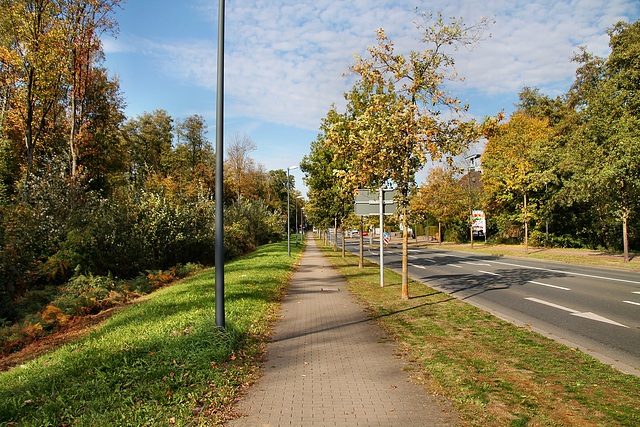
329;11;489;299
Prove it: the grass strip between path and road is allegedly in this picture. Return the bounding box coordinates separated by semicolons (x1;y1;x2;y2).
318;238;640;427
0;240;304;426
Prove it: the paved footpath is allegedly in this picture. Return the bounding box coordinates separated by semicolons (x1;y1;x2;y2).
227;237;457;426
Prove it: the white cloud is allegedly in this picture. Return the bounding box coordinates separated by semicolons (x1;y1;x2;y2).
115;0;640;130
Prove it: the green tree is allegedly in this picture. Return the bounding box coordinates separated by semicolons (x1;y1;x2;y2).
265;169;299;230
172;114;212;182
573;21;640;261
121;109;174;181
302;108;354;255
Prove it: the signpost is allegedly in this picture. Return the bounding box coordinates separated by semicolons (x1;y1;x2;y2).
354;189;397;287
354;189;397;215
472;210;486;242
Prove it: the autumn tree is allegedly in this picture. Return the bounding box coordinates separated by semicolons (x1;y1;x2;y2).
482;113;552;253
330;11;489;299
1;0;67;178
411;166;466;243
73;66;126;191
61;0;122;176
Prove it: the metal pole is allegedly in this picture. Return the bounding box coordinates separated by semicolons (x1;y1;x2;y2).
379;187;384;287
295;197;298;245
287;168;291;256
214;0;225;329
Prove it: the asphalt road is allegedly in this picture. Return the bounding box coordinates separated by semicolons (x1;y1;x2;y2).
338;237;640;377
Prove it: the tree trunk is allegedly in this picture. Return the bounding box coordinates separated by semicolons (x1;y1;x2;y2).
334;217;338;252
359;217;364;269
69;90;78;176
524;192;529;255
0;87;7;133
342;229;346;258
438;221;442;245
470;213;474;249
401;204;409;300
623;211;629;263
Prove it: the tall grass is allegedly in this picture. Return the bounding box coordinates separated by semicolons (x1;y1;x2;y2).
0;240;304;426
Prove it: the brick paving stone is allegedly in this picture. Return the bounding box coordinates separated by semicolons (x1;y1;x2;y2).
227;237;457;426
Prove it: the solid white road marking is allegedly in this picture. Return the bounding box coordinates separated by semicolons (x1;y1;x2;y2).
478;270;500;276
525;297;629;328
462;261;491;266
526;297;574;312
528;281;571;291
486;260;640;285
448;264;463;269
623;300;640;307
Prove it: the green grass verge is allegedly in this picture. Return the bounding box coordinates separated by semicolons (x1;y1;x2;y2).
0;240;304;426
319;238;640;426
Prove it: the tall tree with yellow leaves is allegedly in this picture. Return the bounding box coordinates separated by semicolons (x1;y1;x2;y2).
482;113;551;253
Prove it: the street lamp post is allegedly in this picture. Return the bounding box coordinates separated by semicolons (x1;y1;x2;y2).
214;0;226;329
287;165;297;256
296;196;303;245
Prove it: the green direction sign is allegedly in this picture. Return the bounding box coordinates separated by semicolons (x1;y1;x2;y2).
354;189;397;216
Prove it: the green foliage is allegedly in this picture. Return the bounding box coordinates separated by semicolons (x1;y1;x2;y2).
224;199;282;250
479;21;640;254
0;171;283;329
0;241;302;426
52;273;125;316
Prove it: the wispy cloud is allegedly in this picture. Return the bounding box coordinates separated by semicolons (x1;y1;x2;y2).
110;0;639;130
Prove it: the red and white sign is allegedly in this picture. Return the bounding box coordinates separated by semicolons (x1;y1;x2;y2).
472;210;486;235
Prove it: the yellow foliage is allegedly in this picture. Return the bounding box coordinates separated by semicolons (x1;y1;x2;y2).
147;269;177;289
41;305;71;326
21;322;43;340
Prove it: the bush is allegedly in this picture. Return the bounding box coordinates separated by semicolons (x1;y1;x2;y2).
548;234;589;249
52;273;127;316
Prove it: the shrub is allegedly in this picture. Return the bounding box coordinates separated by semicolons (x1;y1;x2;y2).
52;273;127;316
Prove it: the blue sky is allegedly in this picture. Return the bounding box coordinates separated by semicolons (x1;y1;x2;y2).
102;0;640;196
